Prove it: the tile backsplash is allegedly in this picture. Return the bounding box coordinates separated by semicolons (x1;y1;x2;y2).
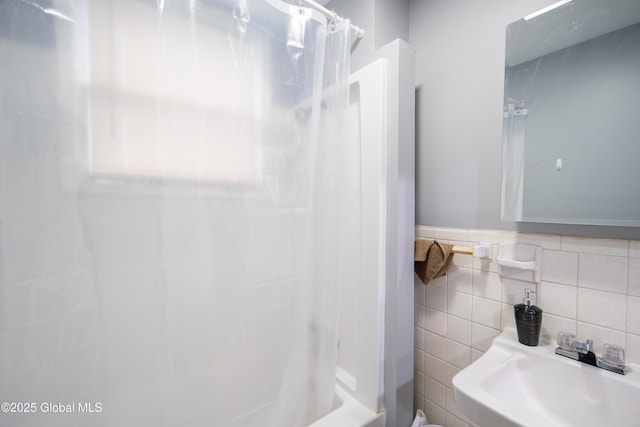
413;226;640;427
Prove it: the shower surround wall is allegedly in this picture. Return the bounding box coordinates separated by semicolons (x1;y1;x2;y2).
414;226;640;427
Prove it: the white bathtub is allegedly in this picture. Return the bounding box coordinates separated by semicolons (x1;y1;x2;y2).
308;385;384;427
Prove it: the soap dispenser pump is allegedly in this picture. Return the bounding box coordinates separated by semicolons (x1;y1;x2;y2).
514;288;543;346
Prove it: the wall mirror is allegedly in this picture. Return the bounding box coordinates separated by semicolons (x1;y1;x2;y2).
501;0;640;226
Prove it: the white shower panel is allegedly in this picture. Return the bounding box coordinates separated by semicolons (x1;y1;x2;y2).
312;57;390;427
312;39;416;427
336;58;388;414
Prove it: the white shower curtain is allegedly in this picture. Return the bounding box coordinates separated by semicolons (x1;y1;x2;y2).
0;0;351;425
501;107;528;221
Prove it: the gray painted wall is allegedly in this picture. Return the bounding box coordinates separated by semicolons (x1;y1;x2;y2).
410;0;555;230
410;0;640;238
328;0;410;71
330;0;640;237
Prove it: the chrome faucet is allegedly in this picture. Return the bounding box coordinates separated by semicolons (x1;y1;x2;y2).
555;332;627;375
572;338;593;354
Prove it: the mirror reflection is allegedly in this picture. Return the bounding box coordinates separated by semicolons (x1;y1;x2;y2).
501;0;640;226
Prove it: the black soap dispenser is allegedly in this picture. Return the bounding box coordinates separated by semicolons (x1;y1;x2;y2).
514;288;543;346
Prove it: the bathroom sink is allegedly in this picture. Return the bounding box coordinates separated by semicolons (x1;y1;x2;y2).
452;328;640;427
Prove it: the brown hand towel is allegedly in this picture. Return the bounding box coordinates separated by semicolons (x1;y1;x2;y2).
414;239;455;284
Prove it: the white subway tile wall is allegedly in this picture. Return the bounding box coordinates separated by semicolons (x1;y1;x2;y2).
414;226;640;427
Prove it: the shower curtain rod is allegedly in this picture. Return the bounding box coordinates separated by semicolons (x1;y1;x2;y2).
298;0;365;39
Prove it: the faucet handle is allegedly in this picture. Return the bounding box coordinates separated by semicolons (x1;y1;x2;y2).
602;343;626;366
557;331;576;350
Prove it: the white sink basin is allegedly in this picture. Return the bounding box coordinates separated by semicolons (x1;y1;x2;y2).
452;328;640;427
